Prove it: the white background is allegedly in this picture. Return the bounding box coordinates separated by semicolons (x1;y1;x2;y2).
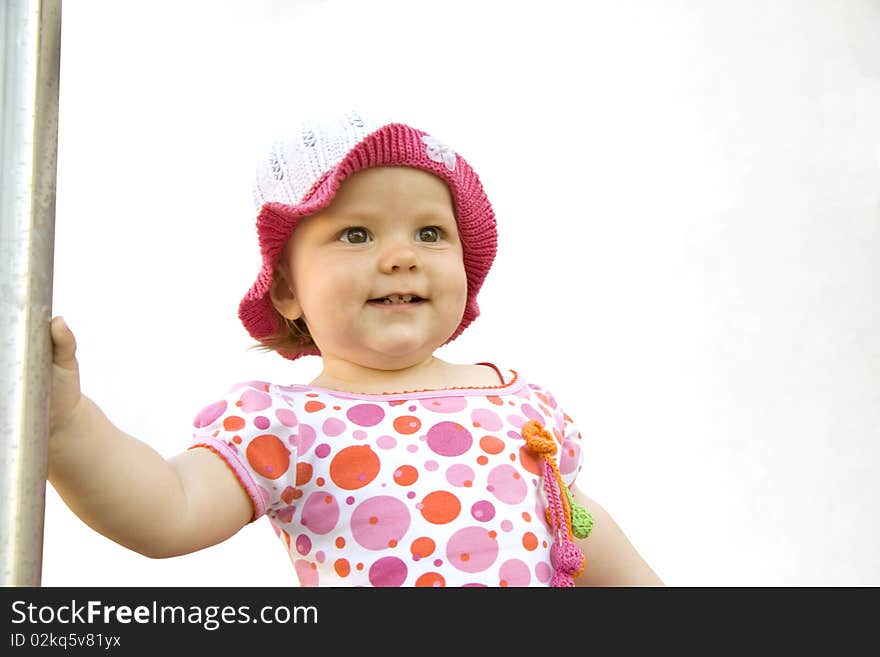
43;0;879;586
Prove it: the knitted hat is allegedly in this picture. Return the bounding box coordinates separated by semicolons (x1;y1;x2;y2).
239;110;498;360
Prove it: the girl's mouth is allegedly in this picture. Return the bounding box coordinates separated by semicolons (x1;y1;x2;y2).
368;294;426;305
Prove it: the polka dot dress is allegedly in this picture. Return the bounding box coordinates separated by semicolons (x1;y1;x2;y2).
190;366;584;587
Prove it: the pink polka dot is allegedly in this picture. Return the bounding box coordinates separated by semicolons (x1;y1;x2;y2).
470;500;496;522
353;430;367;440
347;404;385;427
520;403;545;424
300;492;340;534
559;439;581;475
499;559;531;586
193;400;227;428
350;496;411;550
294;534;312;556
424;460;439;472
322;417;346;437
446;527;499;573
471;408;503;431
275;408;298;427
446;464;475;487
314;443;331;458
535;561;553;583
291;424;316;455
368;556;408;587
500;519;514;532
420;397;468;414
294;559;318;586
487;464;527;504
506;414;527;428
240;389;272;413
376;435;398;449
426;421;473;457
254;416;270;430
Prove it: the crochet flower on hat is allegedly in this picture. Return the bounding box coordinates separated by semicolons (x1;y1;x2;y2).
422;135;457;172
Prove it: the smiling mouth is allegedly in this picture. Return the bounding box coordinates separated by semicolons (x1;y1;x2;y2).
367;294;427;305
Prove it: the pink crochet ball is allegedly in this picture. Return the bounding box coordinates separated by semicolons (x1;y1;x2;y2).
551;539;585;575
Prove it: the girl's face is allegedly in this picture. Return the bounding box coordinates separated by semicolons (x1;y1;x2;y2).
271;166;468;370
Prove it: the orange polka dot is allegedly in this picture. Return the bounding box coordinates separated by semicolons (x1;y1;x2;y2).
232;436;242;444
488;530;497;539
487;396;503;406
479;435;505;455
223;416;245;431
460;553;470;562
245;434;289;480
518;446;542;476
411;537;436;559
333;406;341;411
329;445;380;490
335;537;346;549
334;559;350;577
292;489;303;500
500;580;509;587
356;563;364;571
415;572;446;587
420;490;461;524
316;477;325;487
281;486;296;505
369;516;378;525
304;401;325;413
295;462;313;486
522;511;533;522
393;465;418;486
388;539;398;548
393;415;422;435
522;532;539;551
476;455;489;465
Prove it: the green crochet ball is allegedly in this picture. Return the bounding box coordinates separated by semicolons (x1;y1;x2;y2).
564;487;594;539
570;502;594;539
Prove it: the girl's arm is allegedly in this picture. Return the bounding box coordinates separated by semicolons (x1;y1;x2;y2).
48;317;252;559
572;487;665;587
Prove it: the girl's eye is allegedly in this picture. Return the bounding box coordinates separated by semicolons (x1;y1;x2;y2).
417;226;441;243
340;227;370;244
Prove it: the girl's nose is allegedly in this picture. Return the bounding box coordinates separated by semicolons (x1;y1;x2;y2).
379;240;419;273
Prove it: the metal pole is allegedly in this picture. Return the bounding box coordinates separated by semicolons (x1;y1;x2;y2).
0;0;62;586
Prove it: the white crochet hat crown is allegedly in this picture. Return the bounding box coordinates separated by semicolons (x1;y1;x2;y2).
252;110;394;210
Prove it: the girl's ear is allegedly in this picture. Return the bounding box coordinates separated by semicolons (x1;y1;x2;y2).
269;268;303;320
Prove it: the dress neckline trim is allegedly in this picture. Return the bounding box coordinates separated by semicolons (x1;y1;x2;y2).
287;364;521;401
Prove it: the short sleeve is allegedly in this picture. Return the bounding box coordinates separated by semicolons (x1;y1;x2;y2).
188;381;298;522
526;381;585;490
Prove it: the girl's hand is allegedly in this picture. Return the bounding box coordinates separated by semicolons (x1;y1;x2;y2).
49;316;84;436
